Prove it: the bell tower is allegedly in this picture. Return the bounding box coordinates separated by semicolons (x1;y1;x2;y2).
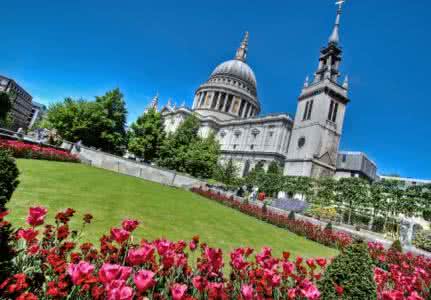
285;1;350;177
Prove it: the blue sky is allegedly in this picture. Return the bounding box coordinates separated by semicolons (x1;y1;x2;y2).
1;0;430;179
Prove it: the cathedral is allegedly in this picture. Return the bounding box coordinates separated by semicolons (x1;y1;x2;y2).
152;4;377;180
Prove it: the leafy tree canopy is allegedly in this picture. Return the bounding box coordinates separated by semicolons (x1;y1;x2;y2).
0;92;12;123
157;114;220;179
41;89;128;155
128;108;165;162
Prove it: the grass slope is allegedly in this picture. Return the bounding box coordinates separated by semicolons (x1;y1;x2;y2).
8;159;338;259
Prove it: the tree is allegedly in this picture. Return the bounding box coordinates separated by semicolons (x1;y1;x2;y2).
128;108;165;162
184;133;220;178
244;161;266;188
95;88;128;155
42;89;128;155
295;176;314;201
336;177;370;225
319;242;377;299
0;92;12;127
157;114;200;171
267;161;281;175
260;172;284;197
0;149;20;282
315;177;337;207
157;114;220;178
214;158;240;187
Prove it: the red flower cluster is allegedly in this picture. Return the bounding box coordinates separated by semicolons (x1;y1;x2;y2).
368;242;431;299
191;187;352;250
2;205;431;299
0;139;79;162
1;206;325;299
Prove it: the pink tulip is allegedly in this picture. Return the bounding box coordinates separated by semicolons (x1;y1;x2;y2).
121;219;139;232
67;261;94;285
98;263;132;285
26;206;48;227
241;284;254;300
171;283;187;300
110;228;130;244
127;244;154;265
106;280;134;300
17;228;38;241
133;270;155;292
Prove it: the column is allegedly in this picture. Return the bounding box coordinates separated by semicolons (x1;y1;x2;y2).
198;92;205;107
222;93;229;112
192;94;199;109
215;92;222;110
248;107;254;117
241;100;247;118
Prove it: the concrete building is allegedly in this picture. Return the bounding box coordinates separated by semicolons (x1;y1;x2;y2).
155;3;376;179
28;101;47;129
335;152;378;182
379;176;431;187
0;75;33;130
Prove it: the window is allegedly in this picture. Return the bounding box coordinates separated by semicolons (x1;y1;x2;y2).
250;145;254;150
302;100;314;121
327;100;339;122
233;144;237;149
342;154;347;162
307;100;313;120
303;102;309;120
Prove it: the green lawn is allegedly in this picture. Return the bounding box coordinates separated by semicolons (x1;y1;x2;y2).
8;159;337;259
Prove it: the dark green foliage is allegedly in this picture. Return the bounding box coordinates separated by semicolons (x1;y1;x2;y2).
413;230;431;252
267;161;281;175
390;240;403;253
423;209;431;222
128;108;165;162
319;242;377;300
214;159;240;187
184;133;220;178
157;115;220;178
0;149;20;208
42;89;128;155
288;211;295;221
336;178;370;225
0;92;12;122
325;222;333;231
315;177;336;207
0;149;20;282
371;217;385;233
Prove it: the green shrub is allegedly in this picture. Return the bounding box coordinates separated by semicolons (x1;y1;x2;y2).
0;149;20;208
423;209;431;222
319;242;377;300
389;240;403;253
413;230;431;252
288;211;295;221
371;217;385;233
0;149;20;282
325;222;333;231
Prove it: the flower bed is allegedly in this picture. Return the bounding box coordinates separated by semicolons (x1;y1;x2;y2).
1;206;431;299
191;187;352;250
1;207;325;299
0;139;79;162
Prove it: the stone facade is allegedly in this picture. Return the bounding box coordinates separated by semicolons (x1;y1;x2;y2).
157;5;371;179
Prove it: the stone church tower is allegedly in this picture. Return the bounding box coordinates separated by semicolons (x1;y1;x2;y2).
284;3;350;177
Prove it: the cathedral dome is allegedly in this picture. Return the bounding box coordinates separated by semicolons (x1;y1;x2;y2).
210;59;257;90
192;32;261;121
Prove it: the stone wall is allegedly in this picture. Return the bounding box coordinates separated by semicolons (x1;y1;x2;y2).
63;141;205;188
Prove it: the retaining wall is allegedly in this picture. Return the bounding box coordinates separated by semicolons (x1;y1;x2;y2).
62;141;205;188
